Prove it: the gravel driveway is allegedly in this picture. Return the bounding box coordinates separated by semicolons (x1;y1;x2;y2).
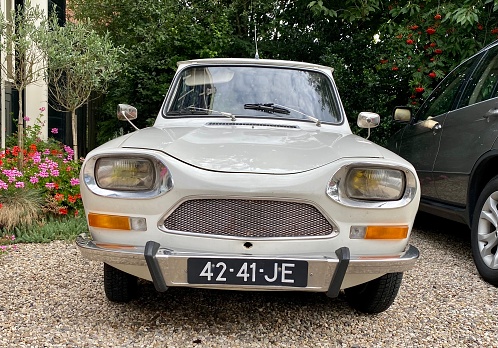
1;213;497;347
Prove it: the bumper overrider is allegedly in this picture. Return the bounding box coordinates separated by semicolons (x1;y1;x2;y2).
76;233;419;297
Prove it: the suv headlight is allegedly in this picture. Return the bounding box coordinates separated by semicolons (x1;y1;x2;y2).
83;154;173;198
327;164;417;208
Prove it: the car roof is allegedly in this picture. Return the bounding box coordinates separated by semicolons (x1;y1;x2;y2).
176;58;334;73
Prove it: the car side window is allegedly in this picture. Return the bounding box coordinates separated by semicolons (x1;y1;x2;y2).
460;45;498;106
417;56;480;121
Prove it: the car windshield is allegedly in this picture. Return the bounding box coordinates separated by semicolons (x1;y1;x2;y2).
165;65;343;124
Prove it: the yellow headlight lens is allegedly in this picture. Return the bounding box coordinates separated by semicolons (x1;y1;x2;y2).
346;168;405;201
96;158;155;191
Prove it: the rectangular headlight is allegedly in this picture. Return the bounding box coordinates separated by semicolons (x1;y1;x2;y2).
96;157;155;191
345;168;405;201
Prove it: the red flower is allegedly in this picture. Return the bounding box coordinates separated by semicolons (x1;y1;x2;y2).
478;24;483;30
411;101;418;105
434;49;443;54
406;39;414;45
428;71;436;78
410;95;416;99
430;42;437;47
492;28;498;34
426;27;436;35
59;208;68;215
392;66;399;71
380;59;388;64
415;87;425;93
55;193;65;201
434;14;442;20
68;195;77;203
410;25;419;30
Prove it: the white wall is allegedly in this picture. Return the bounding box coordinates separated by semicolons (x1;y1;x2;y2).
0;0;49;148
25;0;49;140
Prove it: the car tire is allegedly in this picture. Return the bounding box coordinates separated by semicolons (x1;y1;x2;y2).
103;263;138;302
471;177;498;286
344;272;403;314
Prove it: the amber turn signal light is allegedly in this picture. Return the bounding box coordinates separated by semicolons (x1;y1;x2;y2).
88;213;131;230
350;225;409;239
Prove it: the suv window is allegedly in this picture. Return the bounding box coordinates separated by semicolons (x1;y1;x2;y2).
416;55;481;121
460;45;498;106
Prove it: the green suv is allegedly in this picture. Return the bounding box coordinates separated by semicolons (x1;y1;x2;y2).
389;40;498;286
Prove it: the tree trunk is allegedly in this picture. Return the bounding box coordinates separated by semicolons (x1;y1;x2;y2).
17;96;24;169
71;109;78;162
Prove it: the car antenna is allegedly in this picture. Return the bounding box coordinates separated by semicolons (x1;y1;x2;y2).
252;0;259;59
254;23;259;59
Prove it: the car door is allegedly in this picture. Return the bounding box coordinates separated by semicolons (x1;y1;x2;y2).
397;56;480;199
396;115;442;199
434;46;498;205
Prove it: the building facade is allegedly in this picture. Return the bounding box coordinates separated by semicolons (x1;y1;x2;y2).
0;0;66;149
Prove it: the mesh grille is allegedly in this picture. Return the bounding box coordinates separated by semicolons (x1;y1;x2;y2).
163;199;335;238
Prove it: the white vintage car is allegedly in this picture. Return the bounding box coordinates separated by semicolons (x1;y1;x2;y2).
76;58;420;313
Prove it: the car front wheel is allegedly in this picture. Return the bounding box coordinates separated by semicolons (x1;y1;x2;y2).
471;178;498;286
344;272;403;314
103;263;138;302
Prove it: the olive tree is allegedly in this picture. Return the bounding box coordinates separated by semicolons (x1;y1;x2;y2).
0;1;49;165
45;16;122;159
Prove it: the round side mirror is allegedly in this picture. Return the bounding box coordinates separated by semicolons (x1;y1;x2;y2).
357;112;380;129
117;104;138;121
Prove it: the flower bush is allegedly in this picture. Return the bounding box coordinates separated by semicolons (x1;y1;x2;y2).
0;234;17;254
0;109;83;233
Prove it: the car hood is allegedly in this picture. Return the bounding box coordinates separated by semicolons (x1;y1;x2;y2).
118;124;384;174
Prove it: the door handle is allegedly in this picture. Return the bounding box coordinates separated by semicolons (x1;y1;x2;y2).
420;119;441;134
484;108;498;119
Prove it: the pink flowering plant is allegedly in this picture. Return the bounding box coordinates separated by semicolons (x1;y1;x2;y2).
0;108;83;228
0;233;17;255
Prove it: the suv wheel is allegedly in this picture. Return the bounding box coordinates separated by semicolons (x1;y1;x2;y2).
471;177;498;286
103;263;138;302
344;272;403;313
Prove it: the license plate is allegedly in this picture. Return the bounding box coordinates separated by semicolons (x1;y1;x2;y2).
188;258;308;287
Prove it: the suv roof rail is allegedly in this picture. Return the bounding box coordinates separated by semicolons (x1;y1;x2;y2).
481;39;498;51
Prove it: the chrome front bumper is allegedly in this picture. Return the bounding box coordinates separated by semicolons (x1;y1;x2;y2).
76;234;419;297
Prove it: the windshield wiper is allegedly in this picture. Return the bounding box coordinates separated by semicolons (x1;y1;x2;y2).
244;103;321;127
167;106;236;121
244;103;290;115
275;103;321;127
